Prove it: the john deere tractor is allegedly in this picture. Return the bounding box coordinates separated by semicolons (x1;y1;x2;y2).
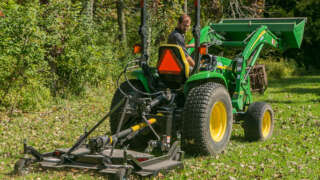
110;0;306;155
14;0;306;179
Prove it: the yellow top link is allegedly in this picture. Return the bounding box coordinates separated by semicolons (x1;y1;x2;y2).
131;118;157;132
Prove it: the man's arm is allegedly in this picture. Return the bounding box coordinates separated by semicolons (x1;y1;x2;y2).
186;56;195;67
186;43;195;48
174;35;195;67
185;43;195;67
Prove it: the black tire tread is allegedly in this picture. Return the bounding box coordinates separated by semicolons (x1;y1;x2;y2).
243;102;274;141
109;80;149;149
182;82;233;155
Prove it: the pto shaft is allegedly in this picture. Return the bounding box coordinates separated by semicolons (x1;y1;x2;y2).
88;118;157;151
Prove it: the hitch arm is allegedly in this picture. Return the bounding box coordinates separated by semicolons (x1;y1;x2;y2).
23;140;43;161
67;98;126;155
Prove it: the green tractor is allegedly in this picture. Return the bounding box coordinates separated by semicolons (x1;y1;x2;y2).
14;0;306;178
110;0;307;155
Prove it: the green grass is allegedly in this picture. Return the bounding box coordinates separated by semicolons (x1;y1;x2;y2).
1;75;320;179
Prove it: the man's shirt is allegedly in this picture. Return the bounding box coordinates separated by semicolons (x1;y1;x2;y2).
167;28;190;57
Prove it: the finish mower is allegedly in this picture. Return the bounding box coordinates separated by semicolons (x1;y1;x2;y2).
14;0;306;179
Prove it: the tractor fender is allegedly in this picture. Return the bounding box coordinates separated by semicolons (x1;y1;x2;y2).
130;70;151;92
184;71;228;94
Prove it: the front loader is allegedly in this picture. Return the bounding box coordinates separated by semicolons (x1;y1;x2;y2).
14;0;306;179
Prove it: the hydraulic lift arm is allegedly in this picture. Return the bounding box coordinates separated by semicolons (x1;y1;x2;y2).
232;26;280;111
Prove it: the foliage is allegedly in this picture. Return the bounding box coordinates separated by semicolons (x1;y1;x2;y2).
0;0;120;111
37;0;102;96
266;0;320;69
259;58;296;79
0;2;49;111
0;0;318;111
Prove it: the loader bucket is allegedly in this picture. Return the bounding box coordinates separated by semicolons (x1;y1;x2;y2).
211;18;307;50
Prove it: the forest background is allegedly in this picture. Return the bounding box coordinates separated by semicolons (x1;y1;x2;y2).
0;0;319;112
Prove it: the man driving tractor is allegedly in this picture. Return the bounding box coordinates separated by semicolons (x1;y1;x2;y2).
167;14;195;67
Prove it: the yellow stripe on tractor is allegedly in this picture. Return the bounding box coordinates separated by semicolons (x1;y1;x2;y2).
217;65;232;71
250;30;266;50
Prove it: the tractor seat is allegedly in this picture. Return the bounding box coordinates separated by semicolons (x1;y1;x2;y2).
157;44;190;89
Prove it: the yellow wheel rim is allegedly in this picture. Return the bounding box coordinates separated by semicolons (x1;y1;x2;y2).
262;110;271;138
210;101;227;142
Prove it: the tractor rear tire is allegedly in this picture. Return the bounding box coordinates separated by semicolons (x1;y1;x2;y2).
183;82;233;155
109;80;150;150
243;102;274;141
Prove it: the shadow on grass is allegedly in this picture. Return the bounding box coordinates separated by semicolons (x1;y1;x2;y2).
182;150;229;159
1;171;15;177
272;87;320;96
264;98;320;104
0;165;48;179
269;76;320;87
1;165;111;179
230;134;247;142
264;100;296;104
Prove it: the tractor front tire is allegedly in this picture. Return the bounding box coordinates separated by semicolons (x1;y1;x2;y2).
183;82;233;155
243;102;274;141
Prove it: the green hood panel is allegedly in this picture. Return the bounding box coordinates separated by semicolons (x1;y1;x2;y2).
131;70;228;95
130;70;151;92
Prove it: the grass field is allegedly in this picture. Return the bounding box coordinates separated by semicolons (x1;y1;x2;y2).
1;75;320;179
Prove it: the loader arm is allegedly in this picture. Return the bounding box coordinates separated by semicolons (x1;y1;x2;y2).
232;26;280;111
187;25;282;111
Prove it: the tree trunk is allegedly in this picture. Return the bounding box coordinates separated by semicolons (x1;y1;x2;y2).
88;0;94;22
184;0;188;14
117;0;127;45
82;0;94;29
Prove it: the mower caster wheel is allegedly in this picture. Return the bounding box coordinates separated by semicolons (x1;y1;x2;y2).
13;158;29;175
243;102;274;141
108;168;128;180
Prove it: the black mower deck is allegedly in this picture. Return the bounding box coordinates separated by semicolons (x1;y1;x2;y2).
36;146;183;177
